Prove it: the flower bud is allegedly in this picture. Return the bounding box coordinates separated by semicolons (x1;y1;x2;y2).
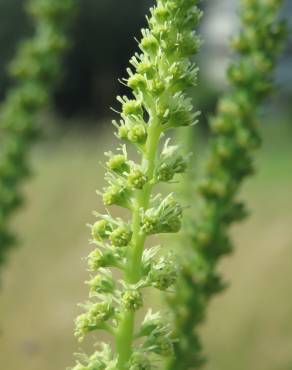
102;185;131;208
122;99;143;116
118;125;129;140
87;271;114;295
153;5;169;22
122;289;143;311
91;220;112;241
148;79;165;96
156;141;188;182
74;302;114;341
180;31;201;56
141;194;183;235
128;169;148;190
128;73;148;91
151;22;169;41
106;154;129;174
109;225;132;247
141;30;159;55
139;310;162;337
136;59;155;79
87;249;116;271
127;124;147;144
149;258;177;291
142;318;174;357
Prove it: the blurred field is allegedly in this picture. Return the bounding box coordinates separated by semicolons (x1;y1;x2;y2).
0;119;291;370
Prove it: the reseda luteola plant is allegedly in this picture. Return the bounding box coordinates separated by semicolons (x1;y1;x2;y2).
71;1;202;369
0;0;75;267
167;1;287;369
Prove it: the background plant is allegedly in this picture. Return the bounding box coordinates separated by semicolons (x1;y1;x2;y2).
0;0;75;269
166;1;287;369
70;1;202;369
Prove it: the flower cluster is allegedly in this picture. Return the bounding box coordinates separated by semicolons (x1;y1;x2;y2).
0;0;75;268
70;1;202;369
167;1;287;369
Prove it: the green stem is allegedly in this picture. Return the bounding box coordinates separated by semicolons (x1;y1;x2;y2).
115;122;161;369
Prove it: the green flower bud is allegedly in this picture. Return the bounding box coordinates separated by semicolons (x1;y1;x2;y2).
139;310;163;337
142;315;174;357
148;79;165;96
122;289;143;311
121;99;143;116
141;214;159;236
149;258;177;291
156;141;188;182
141;194;183;235
169;62;198;88
109;225;132;247
153;5;169;22
106;154;129;174
127;124;147;144
87;270;114;295
87;249;116;271
127;73;148;91
74;302;114;341
127;169;148;190
135;59;155;79
151;23;169;41
91;220;112;241
102;185;131;208
180;31;201;56
162;94;198;128
118;125;129;140
140;30;159;55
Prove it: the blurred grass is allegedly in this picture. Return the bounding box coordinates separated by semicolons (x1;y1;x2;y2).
0;119;291;370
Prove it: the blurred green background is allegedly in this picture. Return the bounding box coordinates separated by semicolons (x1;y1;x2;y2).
0;0;292;369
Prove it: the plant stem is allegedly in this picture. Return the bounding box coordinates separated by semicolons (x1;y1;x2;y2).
116;122;161;369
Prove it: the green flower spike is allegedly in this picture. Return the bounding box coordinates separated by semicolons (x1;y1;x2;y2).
167;1;287;369
70;1;203;369
0;0;75;270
